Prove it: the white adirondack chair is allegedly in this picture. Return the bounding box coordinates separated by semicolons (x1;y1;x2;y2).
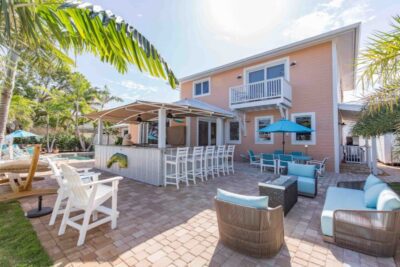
58;164;122;246
47;157;100;226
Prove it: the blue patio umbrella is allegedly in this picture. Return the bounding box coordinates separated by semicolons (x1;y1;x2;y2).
258;119;314;153
5;130;40;141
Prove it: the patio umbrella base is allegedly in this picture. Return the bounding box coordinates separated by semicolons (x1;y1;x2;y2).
26;207;52;218
26;195;53;218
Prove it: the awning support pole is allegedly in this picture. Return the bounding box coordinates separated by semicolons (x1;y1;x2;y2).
97;119;103;145
216;118;224;146
158;109;166;148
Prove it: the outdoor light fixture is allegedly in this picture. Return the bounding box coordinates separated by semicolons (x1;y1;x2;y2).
237;75;242;79
167;112;173;119
136;114;143;123
290;61;297;67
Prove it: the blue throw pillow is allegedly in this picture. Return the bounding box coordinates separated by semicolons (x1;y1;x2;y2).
216;188;268;209
364;183;388;208
377;188;400;211
363;174;383;191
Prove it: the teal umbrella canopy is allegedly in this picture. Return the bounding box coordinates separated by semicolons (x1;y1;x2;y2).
5;130;40;140
258;119;314;133
258;119;314;153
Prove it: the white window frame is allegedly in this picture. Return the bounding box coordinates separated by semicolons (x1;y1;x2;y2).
225;120;241;144
254;116;274;144
291;112;316;145
192;77;211;97
243;57;290;85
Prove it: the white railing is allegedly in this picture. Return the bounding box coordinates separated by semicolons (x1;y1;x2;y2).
229;77;292;105
342;145;368;164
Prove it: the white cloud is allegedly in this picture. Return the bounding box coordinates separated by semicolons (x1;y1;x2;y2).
283;0;374;41
107;79;158;93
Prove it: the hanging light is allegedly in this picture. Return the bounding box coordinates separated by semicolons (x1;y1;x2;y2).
167;111;173;119
136;114;143;123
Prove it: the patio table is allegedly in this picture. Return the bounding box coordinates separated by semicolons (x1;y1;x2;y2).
259;175;297;216
292;155;312;163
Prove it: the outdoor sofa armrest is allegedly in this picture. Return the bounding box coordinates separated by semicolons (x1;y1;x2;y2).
332;209;400;257
336;180;365;190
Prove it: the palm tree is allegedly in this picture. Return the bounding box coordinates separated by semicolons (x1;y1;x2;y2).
0;0;178;146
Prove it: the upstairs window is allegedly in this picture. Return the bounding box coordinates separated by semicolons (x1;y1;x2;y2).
193;78;210;97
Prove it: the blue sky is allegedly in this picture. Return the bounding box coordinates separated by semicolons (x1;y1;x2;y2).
75;0;400;108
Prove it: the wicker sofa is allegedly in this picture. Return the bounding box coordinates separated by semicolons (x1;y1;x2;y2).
214;193;284;258
321;177;400;257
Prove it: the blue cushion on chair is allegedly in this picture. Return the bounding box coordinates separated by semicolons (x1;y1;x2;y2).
364;183;388;208
216;189;268;209
288;162;316;178
298;177;316;195
377;188;400;211
363;174;384;191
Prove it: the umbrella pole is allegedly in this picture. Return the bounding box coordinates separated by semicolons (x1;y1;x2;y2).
282;132;285;154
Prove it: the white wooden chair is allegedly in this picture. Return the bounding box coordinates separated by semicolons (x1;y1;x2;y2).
47;158;100;226
58;164;122;246
187;146;204;184
260;154;278;174
225;145;235;174
204;146;215;179
215;145;226;176
164;147;189;189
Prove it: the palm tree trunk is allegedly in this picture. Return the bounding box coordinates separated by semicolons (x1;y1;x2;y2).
0;49;20;148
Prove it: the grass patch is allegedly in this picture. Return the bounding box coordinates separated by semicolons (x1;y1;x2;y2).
0;201;52;267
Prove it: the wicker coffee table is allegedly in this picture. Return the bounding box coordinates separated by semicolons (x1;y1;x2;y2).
258;175;297;216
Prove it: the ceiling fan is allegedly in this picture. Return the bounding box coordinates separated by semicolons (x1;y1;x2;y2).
166;111;185;119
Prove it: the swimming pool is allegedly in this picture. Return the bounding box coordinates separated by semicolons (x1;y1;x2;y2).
54;152;94;161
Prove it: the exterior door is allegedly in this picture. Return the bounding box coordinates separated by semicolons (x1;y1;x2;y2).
198;119;217;146
198;120;209;146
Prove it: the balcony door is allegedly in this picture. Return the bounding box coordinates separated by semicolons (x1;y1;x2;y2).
198;119;216;146
246;62;286;98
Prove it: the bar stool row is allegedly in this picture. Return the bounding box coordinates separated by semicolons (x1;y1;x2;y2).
164;145;235;189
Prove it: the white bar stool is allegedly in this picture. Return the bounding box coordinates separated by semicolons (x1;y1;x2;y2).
215;145;226;176
187;146;204;184
164;147;189;189
204;146;215;179
225;145;235;174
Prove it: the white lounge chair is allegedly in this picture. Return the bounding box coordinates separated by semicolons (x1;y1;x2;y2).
307;157;328;177
58;164;122;246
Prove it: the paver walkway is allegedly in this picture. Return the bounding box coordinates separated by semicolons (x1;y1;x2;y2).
19;162;398;267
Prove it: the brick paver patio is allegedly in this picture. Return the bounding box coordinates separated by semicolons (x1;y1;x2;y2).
19;162;398;267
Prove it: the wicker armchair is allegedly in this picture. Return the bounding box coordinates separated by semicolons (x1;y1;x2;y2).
324;181;400;257
214;198;284;258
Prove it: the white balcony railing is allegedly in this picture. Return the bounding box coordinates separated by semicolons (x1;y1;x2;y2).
341;145;368;164
229;77;292;107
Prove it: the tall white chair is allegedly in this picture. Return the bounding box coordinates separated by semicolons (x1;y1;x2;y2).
47;157;100;226
225;145;235;174
204;146;215;179
215;145;226;176
58;164;122;246
187;146;204;184
164;147;189;189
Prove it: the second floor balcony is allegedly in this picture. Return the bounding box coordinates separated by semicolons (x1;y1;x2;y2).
229;77;292;110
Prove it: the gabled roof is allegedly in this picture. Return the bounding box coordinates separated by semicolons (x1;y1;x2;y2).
179;23;360;83
173;98;234;117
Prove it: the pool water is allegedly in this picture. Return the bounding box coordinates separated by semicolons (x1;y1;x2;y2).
56;153;94;161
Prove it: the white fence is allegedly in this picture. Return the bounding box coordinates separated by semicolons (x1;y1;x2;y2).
230;77;292;105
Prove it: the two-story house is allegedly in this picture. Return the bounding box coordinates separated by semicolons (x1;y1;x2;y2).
178;23;361;173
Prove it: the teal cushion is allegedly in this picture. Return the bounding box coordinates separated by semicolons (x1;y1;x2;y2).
216;189;268;209
364;183;388;208
363;174;383;191
321;187;374;237
288;162;316;178
377;188;400;211
298;176;316;195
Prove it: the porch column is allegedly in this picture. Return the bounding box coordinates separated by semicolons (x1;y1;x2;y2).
371;136;378;175
216;118;224;146
186;117;191;146
365;137;371;169
158;108;166;148
97;119;103;145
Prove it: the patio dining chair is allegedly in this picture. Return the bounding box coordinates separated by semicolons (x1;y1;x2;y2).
307;157;328;177
248;150;260;167
225;145;235;174
164;147;189;189
260;154;277;174
278;154;293;174
58;164;122;246
187;146;204;184
47;157;100;226
291;151;303;156
273;150;284;155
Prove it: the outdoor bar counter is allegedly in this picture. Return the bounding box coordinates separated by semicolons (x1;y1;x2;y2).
95;145;167;186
